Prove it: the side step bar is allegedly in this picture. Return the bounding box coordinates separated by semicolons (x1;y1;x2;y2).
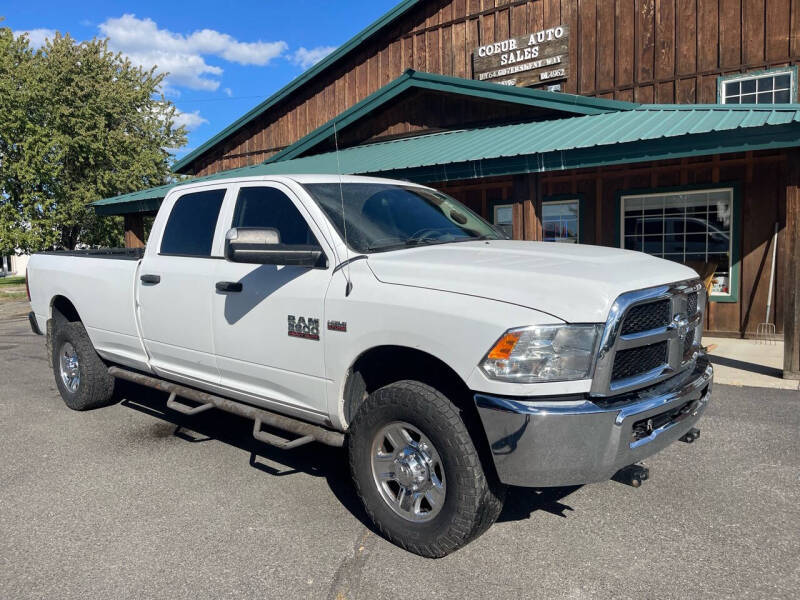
108;366;344;449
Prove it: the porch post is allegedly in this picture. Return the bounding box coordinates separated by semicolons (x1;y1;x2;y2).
515;173;542;241
783;151;800;379
123;214;146;249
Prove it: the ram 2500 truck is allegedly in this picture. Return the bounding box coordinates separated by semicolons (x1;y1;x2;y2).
27;174;712;557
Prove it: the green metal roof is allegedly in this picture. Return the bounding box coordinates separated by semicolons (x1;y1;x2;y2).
94;104;800;215
265;70;637;163
172;0;424;173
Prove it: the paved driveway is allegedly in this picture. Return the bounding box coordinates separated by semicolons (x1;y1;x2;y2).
1;305;798;599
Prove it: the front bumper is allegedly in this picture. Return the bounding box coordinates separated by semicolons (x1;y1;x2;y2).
474;357;713;487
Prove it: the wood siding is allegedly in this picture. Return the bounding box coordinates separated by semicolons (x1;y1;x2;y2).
186;0;800;176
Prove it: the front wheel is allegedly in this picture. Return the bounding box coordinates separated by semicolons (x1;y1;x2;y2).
348;380;505;558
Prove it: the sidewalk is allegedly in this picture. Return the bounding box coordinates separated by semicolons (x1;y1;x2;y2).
704;336;799;391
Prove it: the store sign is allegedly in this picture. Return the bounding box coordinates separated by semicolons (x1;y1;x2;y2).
472;26;570;88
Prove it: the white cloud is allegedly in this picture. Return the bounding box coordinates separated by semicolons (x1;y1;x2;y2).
291;46;337;70
223;87;233;97
98;14;287;92
173;109;208;131
13;28;56;48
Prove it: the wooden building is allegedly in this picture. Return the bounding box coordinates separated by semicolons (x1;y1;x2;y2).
97;0;800;376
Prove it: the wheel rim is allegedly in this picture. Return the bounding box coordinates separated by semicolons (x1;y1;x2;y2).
59;342;80;393
370;421;446;522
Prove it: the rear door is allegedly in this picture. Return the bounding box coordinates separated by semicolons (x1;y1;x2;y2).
211;182;332;419
137;186;229;384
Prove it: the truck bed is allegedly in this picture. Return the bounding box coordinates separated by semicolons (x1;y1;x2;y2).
27;250;148;370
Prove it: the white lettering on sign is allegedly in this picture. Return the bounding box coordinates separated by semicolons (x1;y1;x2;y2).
476;26;564;62
477;55;564;82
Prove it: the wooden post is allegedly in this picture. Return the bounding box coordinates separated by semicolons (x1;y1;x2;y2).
783;151;800;379
515;174;542;241
123;214;146;249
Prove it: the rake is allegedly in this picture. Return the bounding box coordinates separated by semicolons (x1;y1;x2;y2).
756;222;778;344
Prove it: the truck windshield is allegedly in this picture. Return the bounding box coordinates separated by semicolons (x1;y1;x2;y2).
302;182;506;253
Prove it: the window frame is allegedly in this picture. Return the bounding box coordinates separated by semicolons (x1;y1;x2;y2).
717;66;798;104
493;203;514;237
219;181;334;261
230;185;322;248
615;183;741;303
158;186;229;259
542;195;584;244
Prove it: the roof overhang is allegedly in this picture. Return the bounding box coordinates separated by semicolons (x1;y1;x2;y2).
264;69;637;163
93;104;800;215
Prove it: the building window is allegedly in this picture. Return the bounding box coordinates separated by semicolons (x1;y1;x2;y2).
542;199;579;243
620;188;735;299
719;68;796;104
494;203;514;237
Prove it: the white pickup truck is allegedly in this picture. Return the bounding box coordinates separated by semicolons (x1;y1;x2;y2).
27;174;712;557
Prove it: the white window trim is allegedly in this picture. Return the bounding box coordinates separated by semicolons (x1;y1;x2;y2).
718;67;796;104
493;203;514;235
619;187;735;298
542;198;580;243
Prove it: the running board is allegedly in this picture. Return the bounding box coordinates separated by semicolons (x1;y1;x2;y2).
108;366;344;448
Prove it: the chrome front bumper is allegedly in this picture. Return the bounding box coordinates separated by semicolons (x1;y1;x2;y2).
474;358;713;487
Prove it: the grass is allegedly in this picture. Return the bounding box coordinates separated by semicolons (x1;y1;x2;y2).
0;276;25;286
0;290;27;304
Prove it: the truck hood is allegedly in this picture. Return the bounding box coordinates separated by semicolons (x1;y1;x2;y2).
366;240;698;323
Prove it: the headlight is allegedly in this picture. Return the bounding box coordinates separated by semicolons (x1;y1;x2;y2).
480;324;603;383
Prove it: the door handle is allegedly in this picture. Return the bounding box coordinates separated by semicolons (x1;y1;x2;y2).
140;274;161;284
215;281;243;293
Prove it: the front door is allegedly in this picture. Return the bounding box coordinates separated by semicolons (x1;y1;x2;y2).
137;186;228;384
211;182;331;420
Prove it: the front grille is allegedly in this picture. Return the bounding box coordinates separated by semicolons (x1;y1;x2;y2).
592;280;705;396
683;329;696;357
611;341;668;381
687;292;698;316
620;299;670;335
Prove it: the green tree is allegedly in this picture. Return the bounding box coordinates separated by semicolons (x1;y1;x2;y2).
0;26;186;253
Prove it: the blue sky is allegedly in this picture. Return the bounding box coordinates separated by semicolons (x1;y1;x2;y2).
5;0;399;160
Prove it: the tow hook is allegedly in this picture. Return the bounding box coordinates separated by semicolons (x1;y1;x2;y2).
679;427;701;444
612;463;649;488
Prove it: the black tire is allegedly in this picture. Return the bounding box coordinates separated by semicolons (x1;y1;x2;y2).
51;321;116;411
348;380;505;558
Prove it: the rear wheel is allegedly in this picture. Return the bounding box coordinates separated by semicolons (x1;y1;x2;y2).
348;380;505;558
51;321;115;410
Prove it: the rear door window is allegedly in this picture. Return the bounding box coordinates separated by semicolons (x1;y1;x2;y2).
160;189;226;256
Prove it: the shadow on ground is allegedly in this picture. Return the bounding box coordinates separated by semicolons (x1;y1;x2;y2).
114;379;581;532
708;353;783;377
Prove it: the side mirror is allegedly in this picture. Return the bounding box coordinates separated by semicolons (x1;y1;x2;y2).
224;227;326;268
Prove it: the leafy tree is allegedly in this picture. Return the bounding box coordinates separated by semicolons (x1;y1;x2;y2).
0;26;186;253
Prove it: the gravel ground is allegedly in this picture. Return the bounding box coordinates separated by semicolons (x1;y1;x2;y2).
1;303;798;599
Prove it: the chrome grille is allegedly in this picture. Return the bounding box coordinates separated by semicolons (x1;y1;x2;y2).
687;292;698;316
592;279;705;396
611;341;669;381
620;299;670;335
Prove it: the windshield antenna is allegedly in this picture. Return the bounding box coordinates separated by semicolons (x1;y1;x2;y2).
333;118;353;296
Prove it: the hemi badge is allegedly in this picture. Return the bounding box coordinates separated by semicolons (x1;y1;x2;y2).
327;320;347;332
